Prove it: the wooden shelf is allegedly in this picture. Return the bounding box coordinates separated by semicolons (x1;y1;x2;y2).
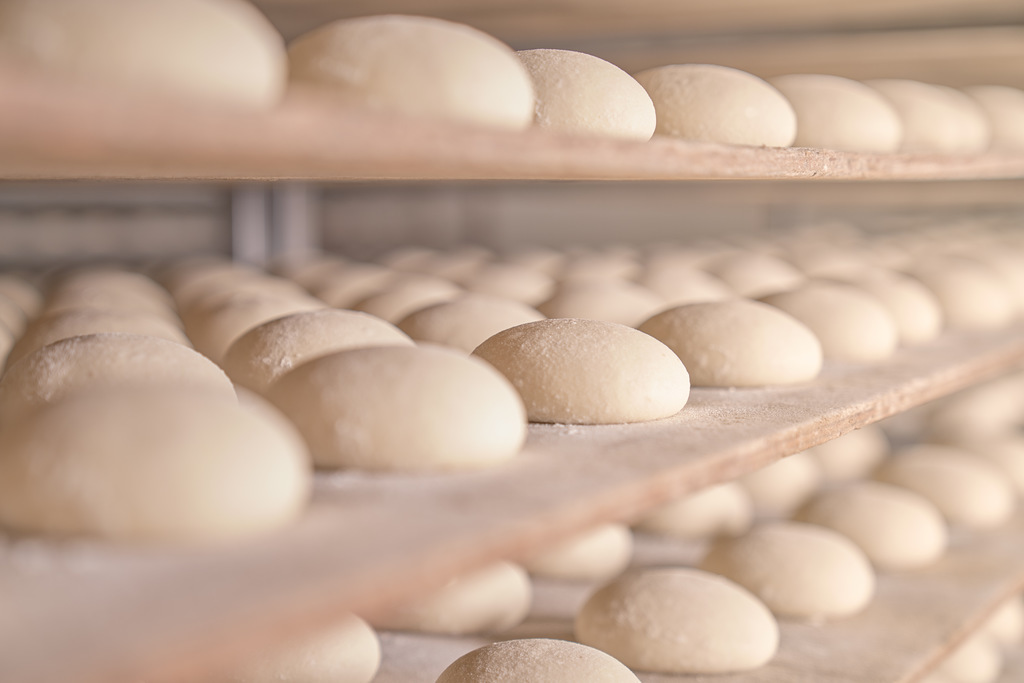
2;323;1024;683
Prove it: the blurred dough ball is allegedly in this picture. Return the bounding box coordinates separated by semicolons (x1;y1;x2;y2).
46;267;173;308
288;14;534;130
634;482;753;539
371;562;531;635
984;595;1024;648
0;273;42;317
397;294;544;353
268;345;526;471
935;632;1002;683
178;277;311;318
0;0;286;107
963;85;1024;151
516;48;656;141
703;251;805;298
436;638;641;683
312;264;400;308
222;309;413;394
537;280;665;327
866;79;991;153
925;374;1024;445
459;263;555;306
0;324;13;366
0;293;26;336
522;523;633;582
633;64;796;147
740;452;822;518
352;278;463;323
844;270;944;345
558;251;641;282
635;264;734;306
960;436;1024;496
503;248;566;276
906;257;1016;331
408;247;493;281
807;425;890;482
770;74;903;152
966;247;1024;316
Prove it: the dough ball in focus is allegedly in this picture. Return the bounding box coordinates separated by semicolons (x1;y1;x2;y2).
436;639;641;683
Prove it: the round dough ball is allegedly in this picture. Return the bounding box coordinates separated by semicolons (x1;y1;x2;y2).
229;615;380;683
635;264;734;306
906;257;1016;331
537;280;665;327
936;632;1002;683
769;74;903;152
522;524;633;582
794;481;948;571
397;294;544;354
807;425;890;482
633;64;796;146
985;595;1024;647
517;49;655;141
179;277;312;319
352;279;463;323
700;521;875;620
740;452;823;517
473;318;689;425
761;282;899;362
846;270;944;345
874;444;1016;529
459;263;555;306
312;264;400;308
436;639;641;683
47;268;174;309
866;79;991;153
638;300;822;387
222;309;413;394
575;567;778;674
288;15;534;130
371;562;531;635
0;388;311;542
634;482;754;539
0;0;286;107
964;85;1024;150
268;345;526;471
703;251;805;298
0;274;42;316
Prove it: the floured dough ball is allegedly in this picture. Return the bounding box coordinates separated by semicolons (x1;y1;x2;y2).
740;452;822;518
634;482;753;539
473;318;689;424
459;263;555;306
635;264;734;306
633;64;796;147
807;425;890;482
0;273;42;317
874;444;1015;529
437;639;640;683
268;345;526;471
638;300;822;387
575;567;778;673
934;632;1003;683
352;279;463;323
522;524;633;582
700;521;875;620
517;49;655;141
984;595;1024;647
0;0;286;107
964;85;1024;150
866;79;991;153
288;15;534;130
769;74;903;152
397;294;544;354
703;251;805;298
223;309;413;394
537;280;665;327
845;270;944;345
0;388;310;542
229;615;380;683
371;562;531;635
906;257;1015;330
794;481;948;570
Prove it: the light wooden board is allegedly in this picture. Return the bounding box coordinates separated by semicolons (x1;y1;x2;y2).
0;324;1023;683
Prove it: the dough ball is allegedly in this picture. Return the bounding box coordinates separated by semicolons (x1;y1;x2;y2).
288;15;534;130
638;300;822;387
537;280;665;327
0;273;42;316
575;567;778;674
504;248;566;276
371;562;530;635
964;85;1024;150
769;74;903;152
558;251;641;282
405;248;493;281
397;294;544;354
761;282;899;362
436;639;640;683
268;345;526;471
459;263;555;306
352;279;463;323
874;444;1016;529
633;64;796;147
906;257;1015;331
700;521;875;620
846;270;944;345
635;264;734;306
0;0;286;107
517;49;656;141
703;251;805;298
522;523;633;582
0;293;26;336
964;436;1024;496
312;264;400;308
179;277;312;319
229;615;380;683
925;374;1024;445
634;482;753;539
935;632;1002;683
0;388;310;542
222;309;413;394
866;79;991;153
740;452;822;517
472;318;689;425
968;248;1024;316
807;425;890;482
794;481;948;571
48;268;174;309
984;595;1024;647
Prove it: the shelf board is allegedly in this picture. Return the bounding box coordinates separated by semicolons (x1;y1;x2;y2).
3;68;1024;183
1;323;1023;683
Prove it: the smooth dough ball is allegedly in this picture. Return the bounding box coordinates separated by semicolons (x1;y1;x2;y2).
964;85;1024;150
634;482;753;540
371;562;531;635
268;345;526;471
517;49;655;141
537;280;665;327
352;279;463;323
807;425;890;482
700;521;876;620
229;615;380;683
0;388;310;542
935;632;1003;683
906;258;1015;331
874;444;1016;529
575;567;778;674
866;79;991;153
761;282;899;362
397;294;544;354
522;523;633;582
794;481;948;571
633;64;796;147
740;452;823;517
638;300;822;387
288;15;534;130
984;595;1024;647
472;318;689;425
846;270;944;345
703;251;805;298
222;309;413;394
459;263;555;306
436;639;640;683
0;0;286;107
635;264;734;306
